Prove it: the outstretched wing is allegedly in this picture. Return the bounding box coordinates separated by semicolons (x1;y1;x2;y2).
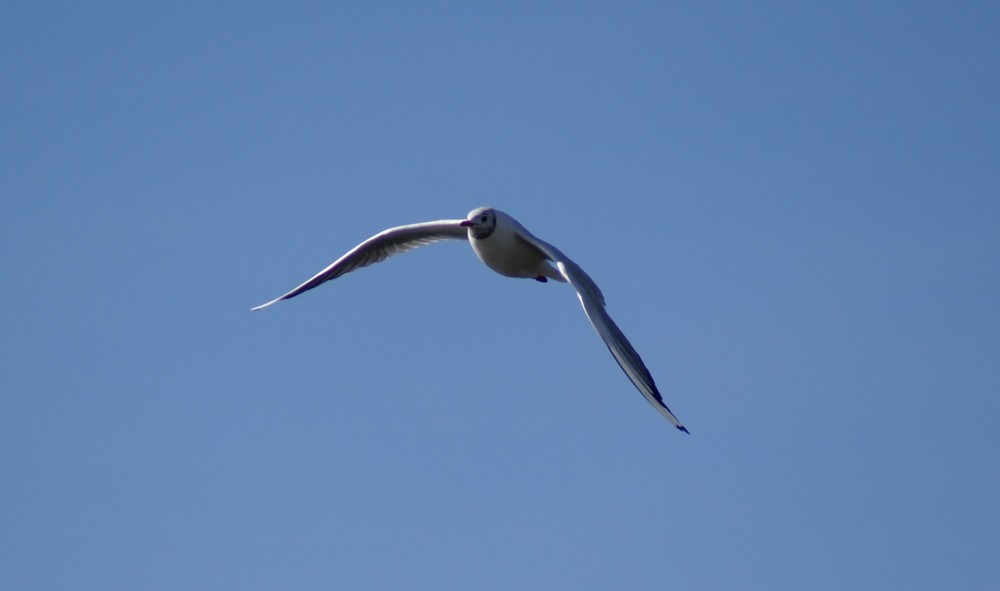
252;219;468;311
514;230;689;433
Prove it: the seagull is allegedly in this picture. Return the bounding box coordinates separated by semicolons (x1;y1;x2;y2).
253;207;689;433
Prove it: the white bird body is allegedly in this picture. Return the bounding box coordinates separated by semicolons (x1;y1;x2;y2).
253;206;689;434
467;209;564;282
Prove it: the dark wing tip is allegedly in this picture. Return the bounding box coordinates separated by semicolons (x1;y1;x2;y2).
677;425;690;434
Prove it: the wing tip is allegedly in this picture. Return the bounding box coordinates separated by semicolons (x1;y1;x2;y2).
250;298;281;312
677;425;690;435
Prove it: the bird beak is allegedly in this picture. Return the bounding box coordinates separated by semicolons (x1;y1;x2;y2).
459;220;473;227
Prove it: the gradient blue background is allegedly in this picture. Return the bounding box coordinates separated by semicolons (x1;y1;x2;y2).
3;2;998;589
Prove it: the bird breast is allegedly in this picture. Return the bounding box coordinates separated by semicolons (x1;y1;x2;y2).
470;229;549;279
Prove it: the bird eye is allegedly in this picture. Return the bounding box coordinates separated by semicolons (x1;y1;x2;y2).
480;215;488;222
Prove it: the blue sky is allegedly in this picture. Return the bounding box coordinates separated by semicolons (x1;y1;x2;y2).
3;2;998;589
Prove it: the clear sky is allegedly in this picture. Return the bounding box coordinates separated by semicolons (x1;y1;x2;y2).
3;2;998;589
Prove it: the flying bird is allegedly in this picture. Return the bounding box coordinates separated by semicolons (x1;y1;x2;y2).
253;207;688;433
